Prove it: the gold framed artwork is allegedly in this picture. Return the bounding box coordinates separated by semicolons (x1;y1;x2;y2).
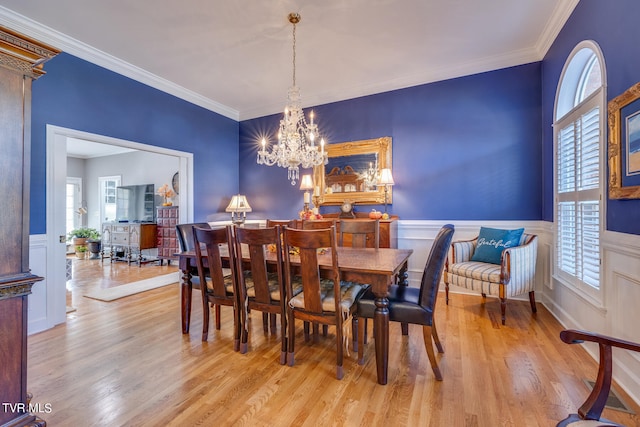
313;137;392;206
608;81;640;199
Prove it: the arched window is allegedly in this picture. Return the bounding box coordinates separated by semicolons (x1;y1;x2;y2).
554;41;606;301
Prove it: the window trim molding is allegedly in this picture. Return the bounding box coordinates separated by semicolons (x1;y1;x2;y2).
552;40;607;305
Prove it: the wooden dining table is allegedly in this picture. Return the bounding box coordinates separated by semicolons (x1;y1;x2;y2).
177;246;413;385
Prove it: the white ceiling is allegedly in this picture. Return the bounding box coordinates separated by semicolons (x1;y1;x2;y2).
0;1;578;122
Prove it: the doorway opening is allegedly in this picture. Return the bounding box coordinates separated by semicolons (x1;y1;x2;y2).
43;125;194;331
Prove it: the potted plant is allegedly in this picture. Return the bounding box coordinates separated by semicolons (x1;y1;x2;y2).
68;227;101;248
75;245;88;259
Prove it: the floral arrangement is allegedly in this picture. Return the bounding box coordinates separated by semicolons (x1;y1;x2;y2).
299;210;323;220
157;183;176;206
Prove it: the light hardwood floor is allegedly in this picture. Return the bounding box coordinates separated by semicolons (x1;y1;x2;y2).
27;257;640;426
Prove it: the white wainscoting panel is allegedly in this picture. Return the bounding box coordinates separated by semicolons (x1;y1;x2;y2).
28;234;49;334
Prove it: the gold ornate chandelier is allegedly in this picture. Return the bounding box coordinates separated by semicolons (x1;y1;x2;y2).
257;12;328;186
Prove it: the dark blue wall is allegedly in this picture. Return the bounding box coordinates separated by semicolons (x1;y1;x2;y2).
30;53;239;234
542;0;640;234
240;63;543;221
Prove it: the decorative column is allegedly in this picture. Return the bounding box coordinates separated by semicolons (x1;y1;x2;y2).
0;26;60;427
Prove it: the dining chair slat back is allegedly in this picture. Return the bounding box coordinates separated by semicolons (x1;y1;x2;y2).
233;225;288;361
193;225;241;348
283;226;366;379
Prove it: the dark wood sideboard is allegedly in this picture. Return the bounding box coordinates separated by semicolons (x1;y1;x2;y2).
0;26;59;427
309;213;398;248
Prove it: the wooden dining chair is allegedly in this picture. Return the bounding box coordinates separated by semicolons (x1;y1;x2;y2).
175;222;211;288
193;225;241;349
356;224;454;380
233;225;289;363
283;226;367;379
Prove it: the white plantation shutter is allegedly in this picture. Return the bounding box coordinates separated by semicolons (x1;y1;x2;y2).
556;106;600;289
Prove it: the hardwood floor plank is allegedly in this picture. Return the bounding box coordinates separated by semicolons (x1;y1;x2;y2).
25;258;640;426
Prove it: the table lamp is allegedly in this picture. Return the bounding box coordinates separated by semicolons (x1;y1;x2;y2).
299;174;314;212
225;194;252;225
377;168;394;213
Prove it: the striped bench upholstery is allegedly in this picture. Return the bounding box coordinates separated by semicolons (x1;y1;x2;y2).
444;232;538;325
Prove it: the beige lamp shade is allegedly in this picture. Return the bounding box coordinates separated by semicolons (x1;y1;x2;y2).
225;194;252;213
378;168;395;186
299;174;314;191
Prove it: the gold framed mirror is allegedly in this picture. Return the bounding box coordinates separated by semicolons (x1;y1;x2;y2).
313;137;392;206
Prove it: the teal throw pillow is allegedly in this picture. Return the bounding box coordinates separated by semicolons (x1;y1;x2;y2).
471;227;524;265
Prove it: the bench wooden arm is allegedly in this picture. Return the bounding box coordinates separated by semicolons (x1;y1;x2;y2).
560;329;640;422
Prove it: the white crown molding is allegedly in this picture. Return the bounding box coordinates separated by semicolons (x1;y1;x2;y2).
0;7;239;121
535;0;580;57
1;1;579;123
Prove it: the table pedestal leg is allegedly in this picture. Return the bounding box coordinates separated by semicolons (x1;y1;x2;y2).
374;294;389;385
181;270;192;334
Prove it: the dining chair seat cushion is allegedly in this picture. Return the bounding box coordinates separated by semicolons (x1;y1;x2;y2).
289;280;367;316
357;285;434;327
243;272;281;300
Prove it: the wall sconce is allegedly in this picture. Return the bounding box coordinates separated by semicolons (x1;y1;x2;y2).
225;194;252;225
377;168;394;213
299;174;314;212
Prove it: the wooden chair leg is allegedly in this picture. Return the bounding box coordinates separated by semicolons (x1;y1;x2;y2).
262;312;269;333
279;311;287;365
336;319;344;380
270;313;277;334
401;323;409;336
202;299;210;342
239;304;248;353
445;283;450;305
235;306;242;353
357;316;366;365
352;317;358;353
423;326;442;381
215;304;222;330
364;318;368;344
322;324;328;337
529;291;537;313
303;321;310;342
313;323;320;343
432;321;444;354
287;311;296;367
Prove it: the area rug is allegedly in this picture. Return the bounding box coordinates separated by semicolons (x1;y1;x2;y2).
83;272;179;302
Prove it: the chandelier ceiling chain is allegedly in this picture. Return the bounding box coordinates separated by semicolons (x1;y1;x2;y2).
257;12;328;186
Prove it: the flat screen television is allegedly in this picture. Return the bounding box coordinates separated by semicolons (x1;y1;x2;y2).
115;184;159;222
